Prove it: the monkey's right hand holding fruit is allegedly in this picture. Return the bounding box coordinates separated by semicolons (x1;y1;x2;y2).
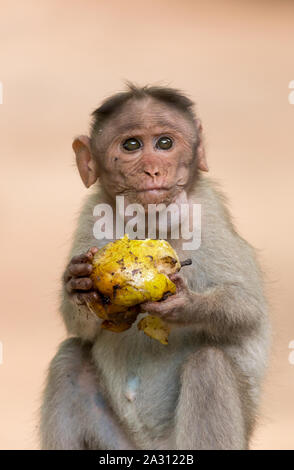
63;236;189;344
64;247;99;307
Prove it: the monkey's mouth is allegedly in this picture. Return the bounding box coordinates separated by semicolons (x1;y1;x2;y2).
137;188;171;201
138;187;170;193
135;187;174;205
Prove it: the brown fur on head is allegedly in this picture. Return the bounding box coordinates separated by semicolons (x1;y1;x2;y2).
72;83;208;206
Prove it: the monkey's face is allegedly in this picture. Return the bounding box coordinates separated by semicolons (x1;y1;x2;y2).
95;99;198;208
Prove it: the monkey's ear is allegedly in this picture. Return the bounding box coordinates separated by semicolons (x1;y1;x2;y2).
196;120;209;172
72;136;99;188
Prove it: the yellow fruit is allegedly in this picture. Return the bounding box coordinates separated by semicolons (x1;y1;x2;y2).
91;235;180;307
137;315;171;345
90;235;182;344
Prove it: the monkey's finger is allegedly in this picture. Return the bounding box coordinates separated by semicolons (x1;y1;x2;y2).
140;301;164;314
67;277;93;292
87;247;99;255
142;293;185;314
84;247;99;262
73;291;99;306
141;304;175;318
169;273;187;290
68;263;93;277
70;248;98;265
70;253;92;264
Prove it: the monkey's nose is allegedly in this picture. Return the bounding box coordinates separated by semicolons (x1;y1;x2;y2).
144;169;160;178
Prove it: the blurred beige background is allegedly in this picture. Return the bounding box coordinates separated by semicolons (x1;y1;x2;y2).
0;0;293;449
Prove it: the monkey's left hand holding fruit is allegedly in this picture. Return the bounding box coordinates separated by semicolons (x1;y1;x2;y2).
72;235;192;344
140;272;196;325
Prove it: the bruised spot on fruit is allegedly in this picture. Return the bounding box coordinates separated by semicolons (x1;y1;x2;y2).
100;293;111;305
112;284;121;299
131;269;141;275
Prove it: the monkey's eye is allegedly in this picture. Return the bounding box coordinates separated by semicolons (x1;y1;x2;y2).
155;136;173;150
122;138;142;151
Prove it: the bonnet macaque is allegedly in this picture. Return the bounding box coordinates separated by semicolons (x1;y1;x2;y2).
40;84;270;450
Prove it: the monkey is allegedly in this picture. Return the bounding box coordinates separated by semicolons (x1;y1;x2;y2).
40;84;270;450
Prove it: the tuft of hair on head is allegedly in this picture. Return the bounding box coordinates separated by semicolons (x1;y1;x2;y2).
90;82;197;152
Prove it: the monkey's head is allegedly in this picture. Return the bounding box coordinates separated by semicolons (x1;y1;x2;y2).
73;84;208;208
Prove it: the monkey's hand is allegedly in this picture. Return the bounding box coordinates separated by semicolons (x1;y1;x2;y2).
64;247;100;308
140;273;197;325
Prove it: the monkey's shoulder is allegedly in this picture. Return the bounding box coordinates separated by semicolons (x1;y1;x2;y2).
195;176;257;249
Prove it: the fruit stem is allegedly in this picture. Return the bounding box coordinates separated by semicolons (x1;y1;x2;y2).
180;258;192;267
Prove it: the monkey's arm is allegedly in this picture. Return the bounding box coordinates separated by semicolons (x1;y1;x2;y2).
142;277;265;337
189;281;265;335
60;288;101;343
141;246;267;338
60;194;105;342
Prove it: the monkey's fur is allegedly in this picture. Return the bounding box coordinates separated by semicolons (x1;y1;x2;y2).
40;85;270;450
